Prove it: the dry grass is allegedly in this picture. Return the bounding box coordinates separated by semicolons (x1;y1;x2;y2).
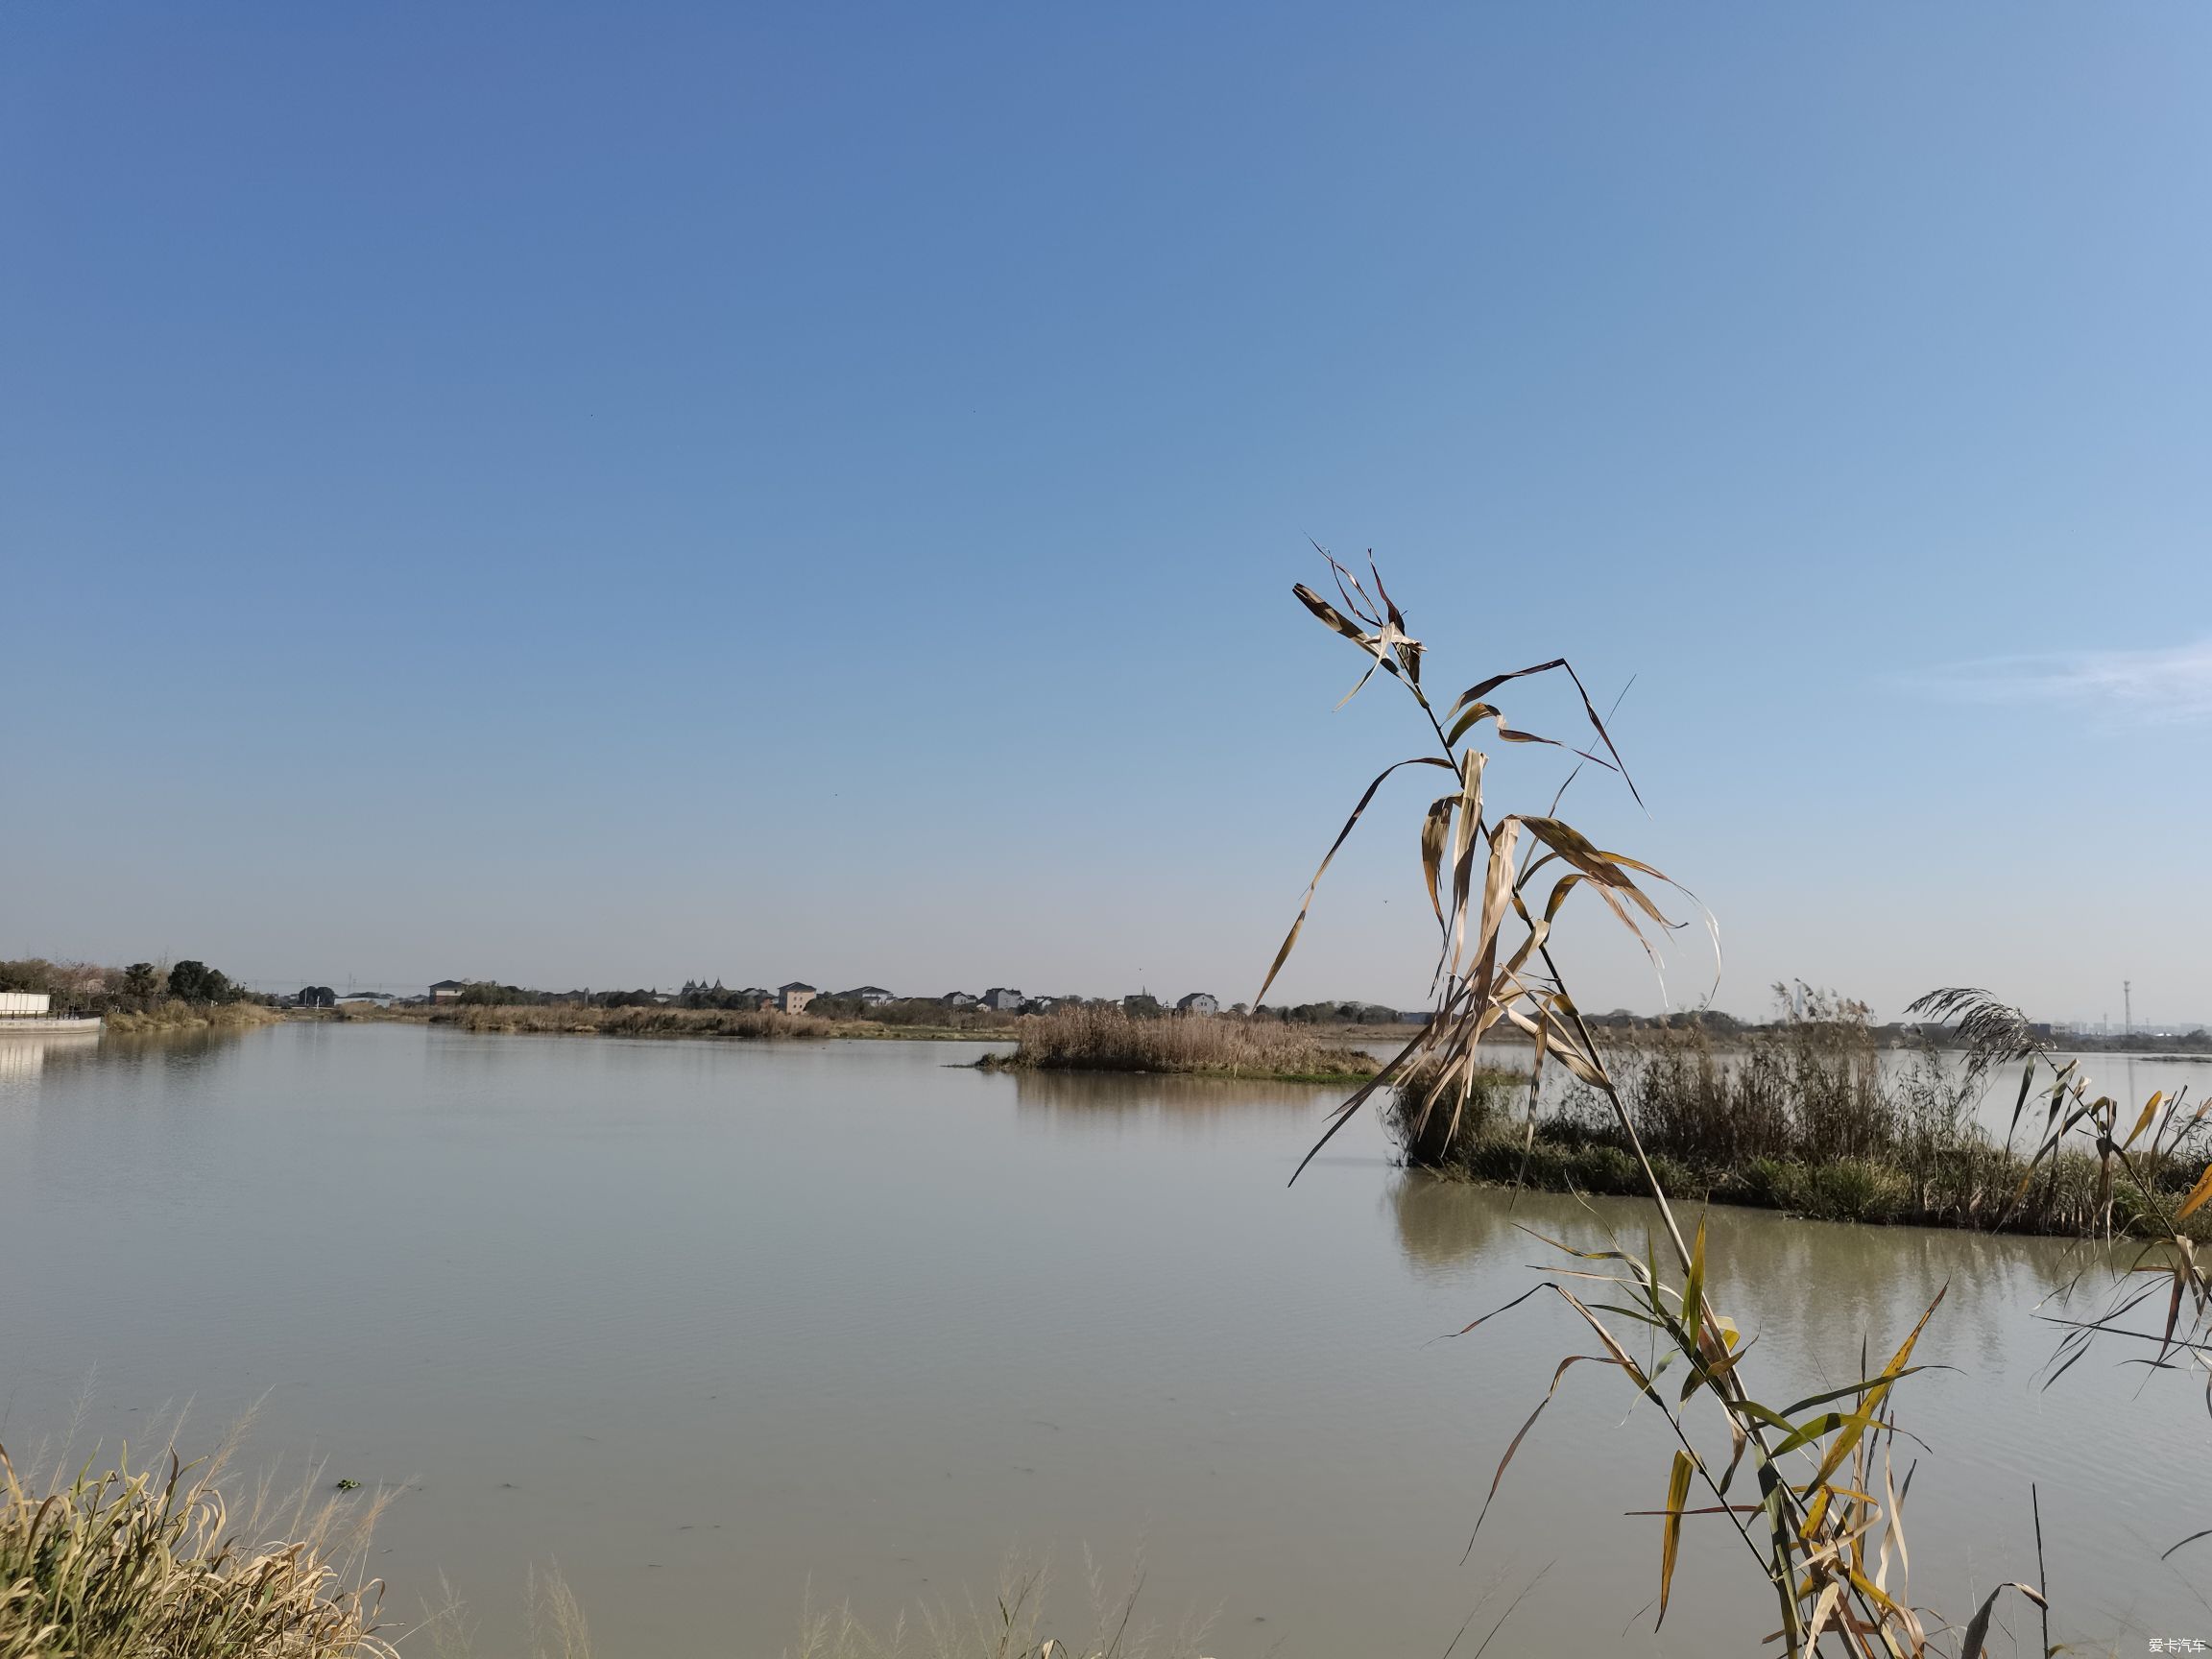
987;1005;1377;1081
102;1001;283;1035
0;1434;394;1659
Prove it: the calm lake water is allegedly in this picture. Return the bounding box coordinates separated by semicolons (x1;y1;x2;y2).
4;1024;2207;1655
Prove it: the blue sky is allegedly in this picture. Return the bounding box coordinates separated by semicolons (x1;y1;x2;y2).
4;3;2207;1022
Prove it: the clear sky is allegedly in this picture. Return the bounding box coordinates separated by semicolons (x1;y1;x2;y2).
4;3;2208;1023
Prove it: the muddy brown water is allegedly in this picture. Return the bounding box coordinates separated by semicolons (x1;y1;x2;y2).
4;1024;2205;1654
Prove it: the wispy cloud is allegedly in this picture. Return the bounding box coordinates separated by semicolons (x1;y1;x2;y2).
1906;638;2212;724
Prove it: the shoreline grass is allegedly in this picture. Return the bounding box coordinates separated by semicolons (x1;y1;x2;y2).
334;1003;1003;1042
0;1439;393;1659
978;1004;1380;1082
102;1000;284;1035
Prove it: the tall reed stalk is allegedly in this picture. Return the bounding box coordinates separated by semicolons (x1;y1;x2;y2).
1264;554;2040;1656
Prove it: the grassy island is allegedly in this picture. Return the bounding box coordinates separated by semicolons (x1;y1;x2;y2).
975;1004;1381;1082
1391;1010;2212;1240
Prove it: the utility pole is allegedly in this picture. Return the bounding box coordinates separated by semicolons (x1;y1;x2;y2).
2124;980;2132;1036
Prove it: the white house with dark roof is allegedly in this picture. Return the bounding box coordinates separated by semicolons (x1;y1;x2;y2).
979;987;1023;1012
1175;992;1219;1016
836;985;896;1006
428;978;467;1003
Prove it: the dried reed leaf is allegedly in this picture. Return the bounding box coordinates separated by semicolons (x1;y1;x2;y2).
2177;1160;2212;1222
1657;1450;1694;1625
1958;1581;2046;1659
1420;794;1455;925
1255;755;1452;1006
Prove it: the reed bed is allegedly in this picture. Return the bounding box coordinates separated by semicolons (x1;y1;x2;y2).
1392;1006;2212;1238
438;1004;841;1040
102;1001;283;1035
985;1005;1377;1080
0;1441;392;1659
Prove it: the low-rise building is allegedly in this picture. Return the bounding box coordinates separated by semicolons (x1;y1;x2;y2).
941;991;980;1009
778;981;817;1015
1175;992;1219;1016
837;985;896;1006
428;979;466;1003
979;986;1024;1013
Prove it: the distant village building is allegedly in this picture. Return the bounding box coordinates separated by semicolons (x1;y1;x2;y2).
778;981;817;1015
940;991;980;1009
1175;992;1218;1016
979;987;1024;1013
428;979;466;1003
837;986;896;1006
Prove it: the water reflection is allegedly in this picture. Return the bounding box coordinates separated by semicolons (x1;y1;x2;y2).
0;1029;101;1086
1007;1065;1326;1124
1389;1170;2122;1377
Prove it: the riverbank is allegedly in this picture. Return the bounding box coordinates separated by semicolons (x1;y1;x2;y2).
317;1002;1005;1042
316;1001;1399;1070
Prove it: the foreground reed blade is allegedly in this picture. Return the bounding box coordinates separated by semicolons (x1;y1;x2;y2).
1265;553;2032;1656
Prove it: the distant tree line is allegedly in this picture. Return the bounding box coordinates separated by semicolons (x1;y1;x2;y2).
1251;1000;1408;1025
0;957;262;1014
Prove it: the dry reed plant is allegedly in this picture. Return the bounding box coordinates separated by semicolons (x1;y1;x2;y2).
1264;553;2043;1656
1910;988;2212;1563
0;1433;394;1659
994;1004;1375;1079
